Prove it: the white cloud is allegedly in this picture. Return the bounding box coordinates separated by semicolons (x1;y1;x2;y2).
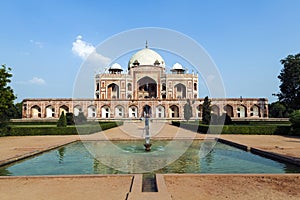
72;35;111;65
30;40;43;48
29;77;46;85
72;35;95;59
207;74;215;82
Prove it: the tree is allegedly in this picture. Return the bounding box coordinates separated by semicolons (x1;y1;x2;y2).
289;110;300;134
202;96;211;125
276;54;300;110
57;111;67;127
66;112;75;125
0;64;16;123
268;101;289;118
74;112;87;125
184;99;192;121
218;113;233;125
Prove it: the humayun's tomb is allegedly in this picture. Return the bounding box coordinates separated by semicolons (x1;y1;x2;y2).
21;45;268;120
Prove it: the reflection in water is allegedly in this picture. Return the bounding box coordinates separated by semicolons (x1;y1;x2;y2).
201;142;214;167
57;147;66;164
0;168;11;176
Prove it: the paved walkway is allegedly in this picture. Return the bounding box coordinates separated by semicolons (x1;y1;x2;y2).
1;122;300;199
218;134;300;159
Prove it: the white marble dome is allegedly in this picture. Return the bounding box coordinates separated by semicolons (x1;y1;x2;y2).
172;63;183;70
128;48;165;69
109;63;122;70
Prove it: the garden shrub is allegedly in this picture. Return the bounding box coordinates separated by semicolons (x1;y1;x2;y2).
2;121;122;136
74;112;87;125
171;121;291;135
57;111;67;127
66;112;75;125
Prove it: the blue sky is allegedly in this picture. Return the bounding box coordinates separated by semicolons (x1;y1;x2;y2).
1;0;300;103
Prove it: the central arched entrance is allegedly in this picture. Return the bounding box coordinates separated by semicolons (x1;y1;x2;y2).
107;83;119;99
137;76;157;99
142;105;152;117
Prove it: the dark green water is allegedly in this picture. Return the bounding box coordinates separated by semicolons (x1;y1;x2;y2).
0;140;299;176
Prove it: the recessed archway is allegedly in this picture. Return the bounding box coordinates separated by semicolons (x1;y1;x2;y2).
115;105;125;118
129;105;138;118
46;105;55;118
74;105;82;116
169;105;179;118
101;106;110;118
237;105;247;118
224;105;233;117
174;83;186;99
31;105;41;118
107;83;119;99
156;105;165;118
250;105;260;117
88;105;97;118
211;105;220;116
137;76;157;99
59;105;69;116
142;105;152;117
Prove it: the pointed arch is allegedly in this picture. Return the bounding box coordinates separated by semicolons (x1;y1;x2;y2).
74;105;82;116
137;76;157;98
129;105;138;118
107;83;119;99
174;83;186;99
88;105;97;118
211;105;220;116
250;105;260;117
59;105;69;116
237;105;247;118
115;105;125;118
156;105;165;118
31;105;41;118
101;105;110;118
224;105;233;117
46;105;55;118
169;105;179;118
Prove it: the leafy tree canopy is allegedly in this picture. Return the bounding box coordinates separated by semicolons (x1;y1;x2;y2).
276;54;300;110
184;99;192;121
202;96;211;125
268;101;290;118
57;111;67;127
0;64;16;122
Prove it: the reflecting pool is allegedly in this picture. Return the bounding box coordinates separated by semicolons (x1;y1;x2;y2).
0;140;299;176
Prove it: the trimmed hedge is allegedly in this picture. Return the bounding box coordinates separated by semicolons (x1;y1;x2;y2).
9;121;57;126
0;122;123;136
171;121;292;135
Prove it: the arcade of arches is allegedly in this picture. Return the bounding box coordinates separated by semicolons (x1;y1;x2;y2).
22;98;268;120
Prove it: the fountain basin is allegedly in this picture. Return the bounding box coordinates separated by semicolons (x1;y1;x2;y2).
1;140;300;176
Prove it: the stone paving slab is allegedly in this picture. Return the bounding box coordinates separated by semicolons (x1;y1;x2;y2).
217;134;300;161
0;175;133;200
164;174;300;200
0;135;78;166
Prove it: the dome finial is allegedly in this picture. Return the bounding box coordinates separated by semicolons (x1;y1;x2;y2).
145;40;148;48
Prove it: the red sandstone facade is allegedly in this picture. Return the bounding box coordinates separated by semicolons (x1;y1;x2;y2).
22;47;268;120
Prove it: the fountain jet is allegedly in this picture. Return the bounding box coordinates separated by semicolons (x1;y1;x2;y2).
143;114;152;151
